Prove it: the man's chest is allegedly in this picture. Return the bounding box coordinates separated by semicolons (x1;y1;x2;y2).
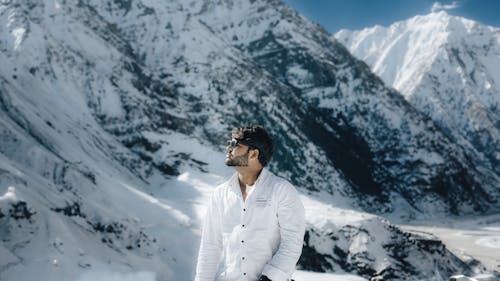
221;191;278;233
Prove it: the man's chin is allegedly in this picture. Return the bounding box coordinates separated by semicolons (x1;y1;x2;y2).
225;159;247;167
225;160;238;167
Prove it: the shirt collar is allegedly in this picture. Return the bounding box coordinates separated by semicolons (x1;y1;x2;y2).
230;168;269;193
253;167;269;187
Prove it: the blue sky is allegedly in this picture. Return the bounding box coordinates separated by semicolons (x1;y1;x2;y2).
281;0;500;33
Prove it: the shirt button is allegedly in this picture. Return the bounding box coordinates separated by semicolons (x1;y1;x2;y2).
242;257;245;260
243;208;246;211
241;240;244;243
242;224;245;227
243;273;247;276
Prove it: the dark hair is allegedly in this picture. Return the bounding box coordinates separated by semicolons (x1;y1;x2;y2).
231;125;274;167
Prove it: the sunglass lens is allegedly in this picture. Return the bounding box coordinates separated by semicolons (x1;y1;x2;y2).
227;139;238;147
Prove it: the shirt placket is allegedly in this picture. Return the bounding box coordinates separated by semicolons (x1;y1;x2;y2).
233;171;267;280
238;190;249;279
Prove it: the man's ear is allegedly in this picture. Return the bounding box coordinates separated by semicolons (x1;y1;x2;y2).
250;149;260;161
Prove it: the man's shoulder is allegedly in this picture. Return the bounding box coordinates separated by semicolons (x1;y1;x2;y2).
213;174;236;194
266;172;302;206
214;181;230;192
267;171;297;192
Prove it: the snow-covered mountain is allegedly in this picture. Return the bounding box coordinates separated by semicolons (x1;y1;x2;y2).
76;0;500;216
0;1;498;280
335;11;500;176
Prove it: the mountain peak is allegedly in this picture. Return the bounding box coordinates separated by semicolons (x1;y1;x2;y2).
335;11;500;177
427;10;450;18
416;11;484;33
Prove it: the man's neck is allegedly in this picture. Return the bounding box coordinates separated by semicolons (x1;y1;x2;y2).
237;167;263;187
237;168;263;202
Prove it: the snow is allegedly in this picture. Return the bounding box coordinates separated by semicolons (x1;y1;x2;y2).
98;85;126;119
336;12;452;96
12;27;25;49
413;149;444;165
479;54;500;101
0;186;17;202
475;236;500;249
335;11;500;175
119;181;192;227
286;64;314;88
449;275;479;281
0;243;19;265
293;270;367;281
77;271;156;281
398;213;500;272
301;194;376;226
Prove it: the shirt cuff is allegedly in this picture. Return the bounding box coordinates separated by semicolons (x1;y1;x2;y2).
262;264;289;281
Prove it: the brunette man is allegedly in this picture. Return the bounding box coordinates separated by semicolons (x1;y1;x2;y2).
195;125;305;281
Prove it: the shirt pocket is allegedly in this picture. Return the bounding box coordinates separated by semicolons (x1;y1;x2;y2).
249;199;277;228
254;196;272;207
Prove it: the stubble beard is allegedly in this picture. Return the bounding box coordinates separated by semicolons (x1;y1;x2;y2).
225;151;249;167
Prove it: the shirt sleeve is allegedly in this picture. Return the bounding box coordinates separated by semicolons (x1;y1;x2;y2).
195;191;223;281
262;183;306;281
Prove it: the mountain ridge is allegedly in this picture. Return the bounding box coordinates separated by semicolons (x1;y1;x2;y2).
335;11;500;176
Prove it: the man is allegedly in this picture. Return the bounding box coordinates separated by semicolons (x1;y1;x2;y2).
195;125;306;281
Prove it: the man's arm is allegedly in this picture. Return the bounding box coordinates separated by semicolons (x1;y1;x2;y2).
195;192;223;281
261;183;306;281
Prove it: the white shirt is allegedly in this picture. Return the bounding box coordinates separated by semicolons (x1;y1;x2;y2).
195;168;306;281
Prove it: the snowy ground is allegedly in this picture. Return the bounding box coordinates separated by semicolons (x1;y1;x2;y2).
292;270;367;281
398;214;500;272
74;269;368;281
2;129;497;281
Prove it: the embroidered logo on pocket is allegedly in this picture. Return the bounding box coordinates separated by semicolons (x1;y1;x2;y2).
255;197;269;207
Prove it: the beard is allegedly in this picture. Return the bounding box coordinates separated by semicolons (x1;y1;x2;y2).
225;151;249;167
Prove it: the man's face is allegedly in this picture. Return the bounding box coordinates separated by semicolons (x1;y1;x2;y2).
225;138;250;167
